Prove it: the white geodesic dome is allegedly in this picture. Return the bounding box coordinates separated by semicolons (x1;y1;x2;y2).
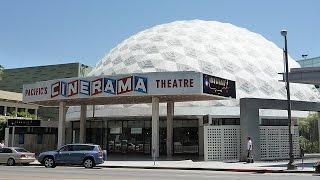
67;20;320;119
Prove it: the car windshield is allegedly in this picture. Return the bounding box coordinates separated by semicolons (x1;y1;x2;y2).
14;148;29;153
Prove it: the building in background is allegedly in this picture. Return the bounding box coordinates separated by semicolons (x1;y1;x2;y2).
0;90;48;152
297;56;320;68
0;63;92;153
297;56;320;89
0;62;92;122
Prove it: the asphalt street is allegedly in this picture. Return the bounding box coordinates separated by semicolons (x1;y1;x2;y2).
0;165;319;180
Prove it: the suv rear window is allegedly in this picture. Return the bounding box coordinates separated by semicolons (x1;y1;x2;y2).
73;145;95;151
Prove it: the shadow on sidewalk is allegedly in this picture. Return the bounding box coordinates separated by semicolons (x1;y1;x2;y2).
260;162;315;168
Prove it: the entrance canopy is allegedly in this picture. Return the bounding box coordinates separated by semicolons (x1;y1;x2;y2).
22;71;236;106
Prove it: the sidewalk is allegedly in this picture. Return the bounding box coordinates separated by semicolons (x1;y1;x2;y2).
99;159;317;173
31;158;318;173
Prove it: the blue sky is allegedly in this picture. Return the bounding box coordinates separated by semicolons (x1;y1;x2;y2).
0;0;319;69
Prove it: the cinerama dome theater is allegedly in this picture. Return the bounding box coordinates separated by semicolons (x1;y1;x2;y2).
67;20;319;160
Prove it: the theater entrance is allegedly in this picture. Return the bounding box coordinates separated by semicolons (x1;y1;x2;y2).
71;118;199;157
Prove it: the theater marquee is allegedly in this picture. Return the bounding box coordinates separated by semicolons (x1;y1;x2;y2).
23;71;236;104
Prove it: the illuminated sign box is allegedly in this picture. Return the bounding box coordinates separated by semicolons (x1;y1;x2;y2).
202;74;236;98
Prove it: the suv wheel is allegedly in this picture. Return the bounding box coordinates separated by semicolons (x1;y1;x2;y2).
83;158;94;168
7;158;15;166
44;157;56;168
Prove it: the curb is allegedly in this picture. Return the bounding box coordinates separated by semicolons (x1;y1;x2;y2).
29;163;315;174
97;165;315;174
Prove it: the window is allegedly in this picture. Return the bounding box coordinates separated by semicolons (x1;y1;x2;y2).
33;127;45;134
14;148;29;153
2;148;13;153
17;108;25;117
19;134;24;144
59;145;73;152
15;127;28;134
73;145;94;151
27;109;35;115
131;128;142;134
6;107;15;116
260;118;297;126
37;134;43;144
211;118;240;125
110;127;122;134
0;106;4;115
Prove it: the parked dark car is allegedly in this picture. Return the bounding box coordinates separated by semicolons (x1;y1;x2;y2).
37;144;105;168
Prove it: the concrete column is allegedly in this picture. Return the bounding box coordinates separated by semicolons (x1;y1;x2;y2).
4;128;9;146
14;106;18;117
92;105;95;118
79;105;87;143
35;108;38;119
198;117;204;156
4;106;7;116
64;122;73;144
72;130;76;143
152;97;160;158
240;98;261;161
11;127;15;147
57;101;67;148
166;101;174;156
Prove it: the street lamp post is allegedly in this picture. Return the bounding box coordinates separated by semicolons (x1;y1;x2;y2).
281;30;297;170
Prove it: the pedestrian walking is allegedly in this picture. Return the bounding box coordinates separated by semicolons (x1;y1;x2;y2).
0;140;5;148
246;137;253;163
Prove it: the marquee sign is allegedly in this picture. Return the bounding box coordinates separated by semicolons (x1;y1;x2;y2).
23;71;236;104
49;75;148;98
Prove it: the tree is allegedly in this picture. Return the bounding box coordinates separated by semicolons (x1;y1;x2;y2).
7;111;37;119
298;113;320;153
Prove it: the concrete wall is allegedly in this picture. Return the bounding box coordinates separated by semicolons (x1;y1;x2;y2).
203;125;300;161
